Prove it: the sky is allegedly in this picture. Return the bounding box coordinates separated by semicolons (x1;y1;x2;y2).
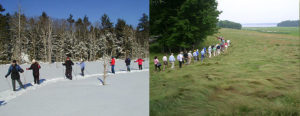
0;0;149;27
217;0;299;24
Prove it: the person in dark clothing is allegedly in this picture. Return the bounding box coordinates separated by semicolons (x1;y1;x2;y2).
183;51;188;64
26;59;41;84
125;58;131;72
5;60;25;91
62;57;74;80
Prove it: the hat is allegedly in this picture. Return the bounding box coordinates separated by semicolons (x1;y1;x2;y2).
32;59;36;63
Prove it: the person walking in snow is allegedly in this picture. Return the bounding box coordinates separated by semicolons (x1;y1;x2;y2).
162;55;168;71
77;59;85;76
135;58;144;70
110;56;116;74
62;57;74;80
26;59;41;84
125;57;131;72
5;60;25;91
169;53;175;69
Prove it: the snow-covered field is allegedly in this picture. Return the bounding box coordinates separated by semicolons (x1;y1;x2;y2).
0;59;149;116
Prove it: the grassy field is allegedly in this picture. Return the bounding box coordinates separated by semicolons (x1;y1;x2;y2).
243;27;299;37
150;28;300;116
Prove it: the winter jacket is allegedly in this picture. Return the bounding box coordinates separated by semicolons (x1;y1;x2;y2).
77;62;85;69
111;58;115;66
63;60;74;70
28;62;41;76
135;58;144;65
5;64;24;80
125;58;131;65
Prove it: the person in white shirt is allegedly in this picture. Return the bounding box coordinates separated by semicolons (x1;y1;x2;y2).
169;53;175;69
162;55;168;71
208;46;212;58
187;51;192;64
227;40;230;46
177;52;183;68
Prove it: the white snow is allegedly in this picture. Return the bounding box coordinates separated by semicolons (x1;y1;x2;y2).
0;59;149;116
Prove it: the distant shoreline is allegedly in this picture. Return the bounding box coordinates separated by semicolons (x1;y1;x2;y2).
242;23;277;27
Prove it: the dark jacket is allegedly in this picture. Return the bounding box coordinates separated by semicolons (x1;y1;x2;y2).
5;64;24;80
125;58;131;65
28;62;41;76
63;60;74;70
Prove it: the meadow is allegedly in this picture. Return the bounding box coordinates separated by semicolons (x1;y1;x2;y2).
150;28;300;116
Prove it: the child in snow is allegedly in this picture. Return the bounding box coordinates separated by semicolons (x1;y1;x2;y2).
162;55;168;71
110;56;116;74
154;56;161;71
62;57;74;80
169;53;175;69
77;59;85;76
135;58;144;70
26;59;41;84
125;57;131;72
5;60;25;91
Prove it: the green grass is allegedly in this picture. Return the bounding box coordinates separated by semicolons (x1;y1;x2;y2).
243;27;299;37
150;28;300;116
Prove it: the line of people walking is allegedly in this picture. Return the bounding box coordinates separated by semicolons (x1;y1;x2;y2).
154;37;230;72
4;56;146;91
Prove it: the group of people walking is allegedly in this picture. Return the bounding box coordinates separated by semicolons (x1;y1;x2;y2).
154;37;230;71
4;56;145;91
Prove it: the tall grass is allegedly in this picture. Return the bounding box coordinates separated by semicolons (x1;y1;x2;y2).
150;28;300;116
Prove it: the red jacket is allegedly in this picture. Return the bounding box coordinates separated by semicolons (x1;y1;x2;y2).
111;58;115;66
135;59;144;65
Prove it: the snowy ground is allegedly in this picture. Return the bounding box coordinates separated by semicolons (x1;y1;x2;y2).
0;59;149;116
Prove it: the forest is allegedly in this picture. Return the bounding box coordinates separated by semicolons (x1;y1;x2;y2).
0;4;149;64
277;20;299;27
217;20;242;29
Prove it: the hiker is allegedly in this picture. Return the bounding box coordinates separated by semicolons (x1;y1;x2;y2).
169;53;175;69
77;59;85;76
135;58;144;70
196;49;199;61
203;47;207;55
110;56;116;74
154;56;161;71
212;45;216;56
125;57;131;72
5;60;25;91
201;49;205;62
26;59;41;84
208;46;212;58
188;51;192;64
225;42;228;50
62;57;74;80
183;51;188;64
162;55;168;71
227;40;230;46
177;52;184;68
216;44;221;55
193;50;197;63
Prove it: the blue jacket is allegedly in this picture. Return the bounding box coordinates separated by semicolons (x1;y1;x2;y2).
169;55;175;62
5;65;24;80
77;62;85;69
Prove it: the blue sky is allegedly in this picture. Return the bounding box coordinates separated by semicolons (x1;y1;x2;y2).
0;0;149;27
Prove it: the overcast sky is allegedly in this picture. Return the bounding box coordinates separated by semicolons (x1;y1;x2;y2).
217;0;299;24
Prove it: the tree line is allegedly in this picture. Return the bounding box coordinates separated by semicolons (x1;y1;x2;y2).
277;20;299;27
0;4;149;64
150;0;221;53
217;20;242;30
